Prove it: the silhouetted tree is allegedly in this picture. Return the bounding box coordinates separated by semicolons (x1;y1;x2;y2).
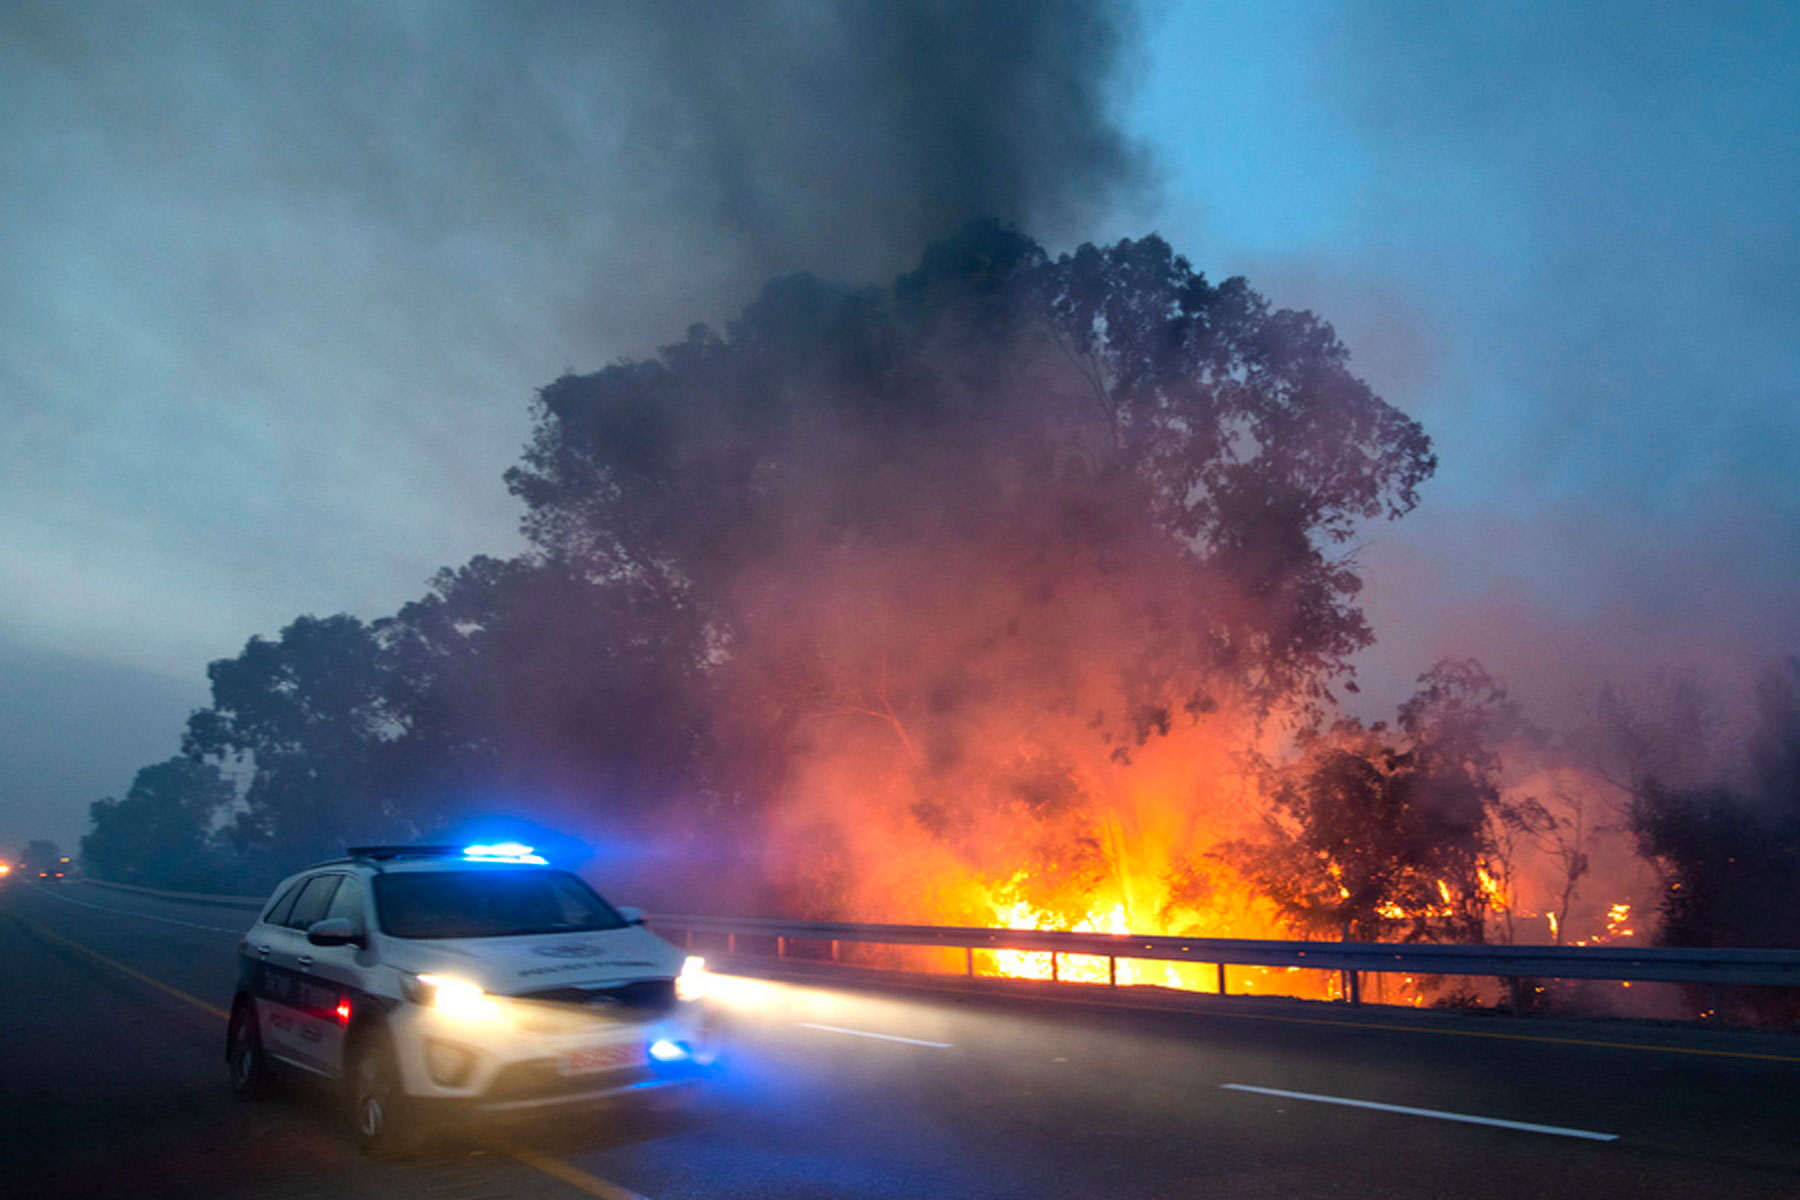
1227;661;1535;942
1570;670;1722;815
183;614;405;881
82;757;235;889
507;224;1435;730
1629;659;1800;958
378;558;717;822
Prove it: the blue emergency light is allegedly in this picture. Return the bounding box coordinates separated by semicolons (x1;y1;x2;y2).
461;841;548;864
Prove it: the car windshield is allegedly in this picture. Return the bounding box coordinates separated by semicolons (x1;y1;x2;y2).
372;869;628;939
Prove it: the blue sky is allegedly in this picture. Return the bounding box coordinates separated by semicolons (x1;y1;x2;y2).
2;1;1794;852
1122;1;1797;714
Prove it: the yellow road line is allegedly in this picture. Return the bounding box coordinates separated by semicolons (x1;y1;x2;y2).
500;1145;651;1200
3;904;650;1199
815;970;1800;1065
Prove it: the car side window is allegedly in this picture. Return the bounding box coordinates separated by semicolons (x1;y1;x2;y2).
324;876;366;932
284;874;342;930
263;881;304;926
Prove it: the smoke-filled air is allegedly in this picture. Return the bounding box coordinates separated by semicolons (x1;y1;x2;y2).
504;224;1433;943
39;2;1798;1022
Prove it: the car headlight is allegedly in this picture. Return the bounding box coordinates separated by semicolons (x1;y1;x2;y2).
403;973;504;1021
648;1037;690;1062
675;955;710;1003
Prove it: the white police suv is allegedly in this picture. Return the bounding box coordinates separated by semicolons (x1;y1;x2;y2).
226;843;714;1155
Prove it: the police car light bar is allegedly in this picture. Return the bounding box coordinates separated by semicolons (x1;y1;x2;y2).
462;841;548;864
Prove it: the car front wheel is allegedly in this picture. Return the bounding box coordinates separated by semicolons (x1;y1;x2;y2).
226;999;273;1100
347;1028;421;1158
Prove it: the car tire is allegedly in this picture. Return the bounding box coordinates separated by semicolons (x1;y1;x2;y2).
227;999;274;1100
347;1028;421;1158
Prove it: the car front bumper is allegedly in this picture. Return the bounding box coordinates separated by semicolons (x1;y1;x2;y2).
388;998;716;1109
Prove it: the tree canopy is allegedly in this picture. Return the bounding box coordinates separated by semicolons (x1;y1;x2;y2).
181;614;400;879
508;223;1434;724
81;757;235;890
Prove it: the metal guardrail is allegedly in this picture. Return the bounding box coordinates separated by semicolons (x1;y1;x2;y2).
81;878;267;910
65;876;1800;995
651;914;1800;994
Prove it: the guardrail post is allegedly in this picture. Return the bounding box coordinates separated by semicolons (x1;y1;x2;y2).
1216;963;1227;996
777;936;787;960
964;946;974;977
1108;956;1116;987
1051;952;1059;983
1343;968;1361;1006
829;939;838;963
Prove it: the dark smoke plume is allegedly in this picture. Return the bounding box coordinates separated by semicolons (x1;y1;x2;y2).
3;0;1148;375
607;0;1150;282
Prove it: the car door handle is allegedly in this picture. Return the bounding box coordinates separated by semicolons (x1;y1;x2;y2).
297;955;313;969
257;945;271;958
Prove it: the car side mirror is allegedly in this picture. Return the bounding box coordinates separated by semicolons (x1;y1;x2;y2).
616;906;646;926
306;917;362;947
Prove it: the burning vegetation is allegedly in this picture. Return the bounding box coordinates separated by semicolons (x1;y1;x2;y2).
492;223;1716;1003
503;223;1440;965
87;223;1795;1017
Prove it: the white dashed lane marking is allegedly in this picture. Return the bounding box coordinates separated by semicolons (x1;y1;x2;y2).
1220;1083;1619;1142
798;1022;952;1048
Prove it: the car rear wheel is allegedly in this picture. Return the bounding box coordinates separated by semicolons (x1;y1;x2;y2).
347;1028;421;1158
226;999;274;1100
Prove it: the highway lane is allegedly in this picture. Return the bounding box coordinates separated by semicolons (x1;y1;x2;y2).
4;878;1798;1199
0;881;601;1200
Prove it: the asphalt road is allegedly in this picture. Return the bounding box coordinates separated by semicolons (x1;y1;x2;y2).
3;879;1797;1199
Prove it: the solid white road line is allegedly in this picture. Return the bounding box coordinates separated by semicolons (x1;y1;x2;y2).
39;885;247;934
799;1022;952;1048
1220;1083;1619;1142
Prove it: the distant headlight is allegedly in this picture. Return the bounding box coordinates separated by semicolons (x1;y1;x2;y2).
404;973;504;1021
675;955;710;1003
